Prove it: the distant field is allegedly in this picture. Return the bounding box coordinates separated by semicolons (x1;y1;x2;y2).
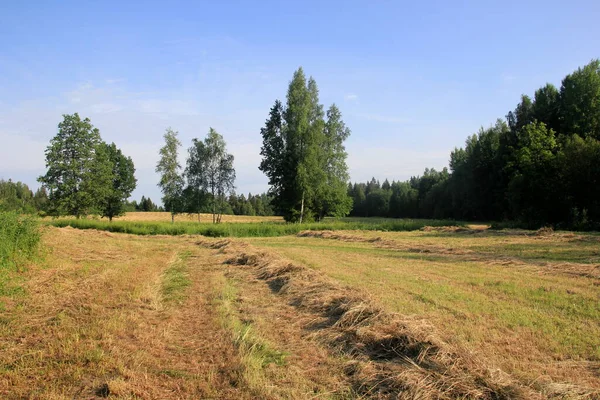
46;214;466;237
115;211;285;224
246;229;600;392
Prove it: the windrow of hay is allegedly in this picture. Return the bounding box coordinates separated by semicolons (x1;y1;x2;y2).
198;238;546;399
298;230;600;280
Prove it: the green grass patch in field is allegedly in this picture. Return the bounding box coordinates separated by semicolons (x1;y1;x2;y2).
216;278;287;369
46;217;464;237
161;251;192;304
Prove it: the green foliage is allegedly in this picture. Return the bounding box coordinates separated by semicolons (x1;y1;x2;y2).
560;60;600;139
97;142;137;221
38;113;103;217
47;217;463;238
0;212;41;270
134;196;160;212
37;114;136;220
156;128;185;222
349;60;600;230
259;68;352;222
185;128;236;223
0;180;38;214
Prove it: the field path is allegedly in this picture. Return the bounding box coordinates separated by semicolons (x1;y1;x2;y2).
0;228;250;399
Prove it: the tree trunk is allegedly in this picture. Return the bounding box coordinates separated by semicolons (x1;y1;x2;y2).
171;212;174;224
299;191;305;224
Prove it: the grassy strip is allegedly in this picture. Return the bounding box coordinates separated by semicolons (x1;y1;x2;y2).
0;212;42;270
214;277;288;396
161;251;192;304
46;217;465;237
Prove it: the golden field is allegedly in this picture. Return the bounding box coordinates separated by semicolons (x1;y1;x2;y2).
1;224;599;398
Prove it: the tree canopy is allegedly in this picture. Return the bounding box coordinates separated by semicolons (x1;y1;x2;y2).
38;113;136;219
259;67;352;222
156;128;185;223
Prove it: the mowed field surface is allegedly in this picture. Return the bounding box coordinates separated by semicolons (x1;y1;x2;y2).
246;229;600;392
1;224;599;398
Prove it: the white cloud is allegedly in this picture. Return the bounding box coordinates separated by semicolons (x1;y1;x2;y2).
356;113;410;124
105;78;125;84
344;93;359;101
501;73;516;83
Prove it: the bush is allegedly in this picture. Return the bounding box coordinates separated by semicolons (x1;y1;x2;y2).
0;212;42;270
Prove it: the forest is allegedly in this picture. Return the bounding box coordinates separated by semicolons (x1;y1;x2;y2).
348;60;600;229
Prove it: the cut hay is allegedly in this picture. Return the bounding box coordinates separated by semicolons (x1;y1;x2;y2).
197;239;553;399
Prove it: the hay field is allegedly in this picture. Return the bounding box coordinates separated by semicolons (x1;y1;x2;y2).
1;225;599;398
115;211;285;224
245;228;600;395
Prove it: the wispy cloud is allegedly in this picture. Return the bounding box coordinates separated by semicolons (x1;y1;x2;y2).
356;113;410;124
105;78;125;84
501;73;516;83
344;93;359;101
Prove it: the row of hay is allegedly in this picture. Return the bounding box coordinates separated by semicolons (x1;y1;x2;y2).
198;238;544;399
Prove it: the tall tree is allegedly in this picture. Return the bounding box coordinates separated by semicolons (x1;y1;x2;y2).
185;128;236;223
560;59;600;139
156;128;184;223
97;142;137;222
259;67;352;222
314;104;352;219
38;113;103;218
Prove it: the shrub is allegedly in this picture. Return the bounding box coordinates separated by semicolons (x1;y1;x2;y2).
0;212;42;270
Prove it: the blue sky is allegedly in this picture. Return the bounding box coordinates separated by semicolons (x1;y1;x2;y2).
1;0;599;203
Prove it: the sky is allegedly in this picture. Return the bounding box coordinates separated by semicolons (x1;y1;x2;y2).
1;1;599;203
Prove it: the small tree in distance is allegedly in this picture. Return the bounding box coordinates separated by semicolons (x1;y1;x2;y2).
98;142;137;222
185;128;236;223
156;128;184;223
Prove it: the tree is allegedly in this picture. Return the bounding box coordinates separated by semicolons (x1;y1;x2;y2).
97;142;137;222
533;83;560;132
560;59;600;139
185;128;236;223
314;104;353;219
259;67;352;222
0;180;36;213
38;113;104;218
156;128;184;223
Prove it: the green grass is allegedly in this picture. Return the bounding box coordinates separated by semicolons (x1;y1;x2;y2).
0;212;42;271
214;277;289;397
246;231;600;384
161;251;192;304
46;217;464;237
0;212;41;310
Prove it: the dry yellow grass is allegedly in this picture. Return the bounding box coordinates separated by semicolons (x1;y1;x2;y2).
0;227;356;399
3;226;599;398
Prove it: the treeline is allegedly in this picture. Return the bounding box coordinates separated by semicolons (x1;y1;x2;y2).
129;192;275;217
350;60;600;229
0;180;48;214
